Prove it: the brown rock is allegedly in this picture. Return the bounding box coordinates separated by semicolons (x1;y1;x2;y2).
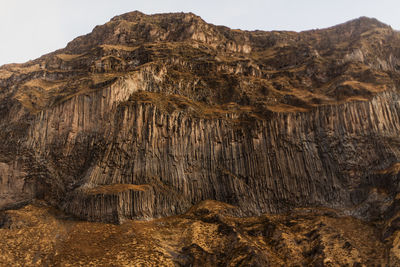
1;11;400;265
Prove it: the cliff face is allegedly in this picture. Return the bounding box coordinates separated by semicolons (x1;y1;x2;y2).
23;76;400;223
1;11;400;265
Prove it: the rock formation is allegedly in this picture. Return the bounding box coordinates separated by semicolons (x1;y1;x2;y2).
1;11;400;265
0;200;389;266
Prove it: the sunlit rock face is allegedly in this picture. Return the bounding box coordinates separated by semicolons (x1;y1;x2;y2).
0;201;390;266
1;11;400;265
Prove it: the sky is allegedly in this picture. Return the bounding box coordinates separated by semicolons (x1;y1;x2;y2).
1;0;399;66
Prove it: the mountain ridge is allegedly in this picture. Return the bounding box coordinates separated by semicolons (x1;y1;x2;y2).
1;11;400;265
1;12;399;117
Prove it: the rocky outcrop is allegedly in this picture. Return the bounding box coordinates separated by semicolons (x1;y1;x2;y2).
0;201;389;266
22;72;400;225
1;11;400;262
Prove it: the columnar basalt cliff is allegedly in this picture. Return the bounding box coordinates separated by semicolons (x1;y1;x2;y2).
1;11;400;265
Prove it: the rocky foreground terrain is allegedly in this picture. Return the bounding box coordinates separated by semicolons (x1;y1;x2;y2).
1;11;400;265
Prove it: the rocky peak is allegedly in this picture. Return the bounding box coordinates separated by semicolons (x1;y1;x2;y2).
110;10;201;24
0;13;399;119
64;11;217;54
339;16;391;31
2;12;400;265
64;13;394;54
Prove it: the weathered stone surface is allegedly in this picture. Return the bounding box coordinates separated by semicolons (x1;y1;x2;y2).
23;79;400;224
1;11;400;264
0;201;389;266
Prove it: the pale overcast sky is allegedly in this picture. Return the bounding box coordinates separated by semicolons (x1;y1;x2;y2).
1;0;399;65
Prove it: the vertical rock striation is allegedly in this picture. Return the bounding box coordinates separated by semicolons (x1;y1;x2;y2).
21;73;400;223
0;11;399;230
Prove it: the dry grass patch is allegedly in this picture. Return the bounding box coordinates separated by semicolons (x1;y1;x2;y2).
23;79;66;91
86;184;152;195
375;162;400;175
267;104;309;113
0;70;13;79
56;54;84;61
341;80;387;93
100;44;139;51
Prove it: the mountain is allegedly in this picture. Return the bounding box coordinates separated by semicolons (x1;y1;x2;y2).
1;11;400;265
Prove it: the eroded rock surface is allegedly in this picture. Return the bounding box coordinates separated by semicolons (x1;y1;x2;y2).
1;11;400;265
0;201;390;266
